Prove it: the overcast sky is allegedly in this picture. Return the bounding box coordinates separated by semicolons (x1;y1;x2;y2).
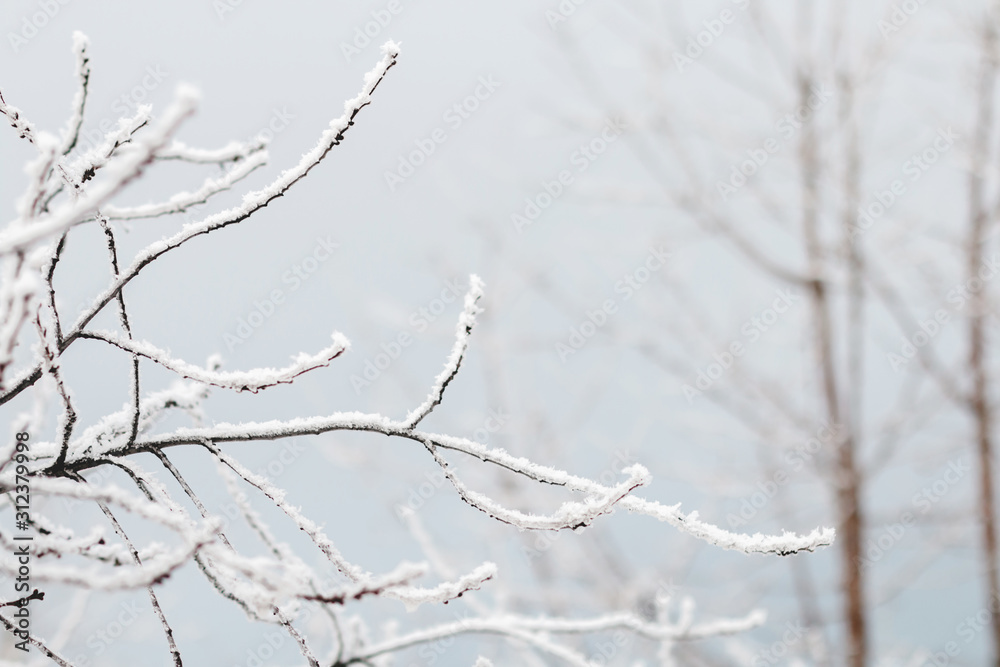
0;1;986;665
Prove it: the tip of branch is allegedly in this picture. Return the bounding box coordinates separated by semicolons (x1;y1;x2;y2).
71;31;90;53
331;331;351;353
381;40;401;58
173;83;202;111
468;273;485;295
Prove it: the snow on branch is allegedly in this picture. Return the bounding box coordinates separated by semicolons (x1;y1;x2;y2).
77;330;350;392
75;383;832;556
0;476;220;590
499;606;766;640
46;42;396;376
206;442;369;582
0;88;199;254
624;496;835;556
69;411;833;556
343;601;765;667
58;31;91;157
420;437;652;531
101;148;268;220
66;378;209;461
403;274;485;428
0;32;834;665
383;561;497;611
63;106;152;184
156;137;267;164
411;431;835;556
300;561;428;605
0;87;38;145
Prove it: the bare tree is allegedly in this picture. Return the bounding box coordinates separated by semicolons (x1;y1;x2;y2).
536;1;1000;665
0;33;832;665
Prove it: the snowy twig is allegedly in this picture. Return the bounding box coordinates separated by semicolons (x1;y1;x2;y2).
98;218;141;450
84;415;833;556
0;88;198;254
0;42;400;408
101;149;268;220
156;137;268;164
77;329;350;392
58;32;91;156
402;274;484;428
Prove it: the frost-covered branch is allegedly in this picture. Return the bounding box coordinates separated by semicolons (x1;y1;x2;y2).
63;401;832;555
403;274;484;428
58;31;91;157
0;32;832;666
156;137;267;164
0;41;400;407
77;329;350;392
101;149;268;220
0;88;198;254
341;603;764;666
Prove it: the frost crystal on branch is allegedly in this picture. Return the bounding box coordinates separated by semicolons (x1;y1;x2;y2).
0;33;833;666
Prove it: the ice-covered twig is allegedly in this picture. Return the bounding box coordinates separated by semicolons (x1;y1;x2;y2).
34;312;76;472
624;496;835;555
348;606;764;666
350;616;595;667
20;134;59;220
499;607;766;640
420;438;651;531
413;432;835;555
0;88;197;254
403;275;484;429
302;562;427;605
157;138;268;164
59;31;91;156
0;476;221;589
96;416;833;555
0;264;40;391
63;106;152;185
67;378;208;458
0;87;38;145
97;218;142;449
215;465;348;644
101;149;269;220
77;330;350;392
91;490;182;666
383;561;497;611
205;441;368;581
0;43;401;408
43;232;69;346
